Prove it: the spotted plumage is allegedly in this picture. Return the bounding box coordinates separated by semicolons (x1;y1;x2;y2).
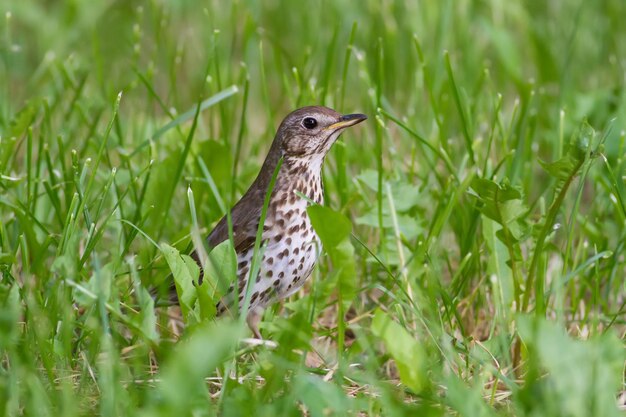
193;106;366;338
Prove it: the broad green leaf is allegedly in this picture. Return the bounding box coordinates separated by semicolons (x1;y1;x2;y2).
538;153;580;181
356;169;421;211
470;178;523;222
149;320;243;415
574;121;594;154
308;205;357;308
471;178;521;201
355;169;379;191
195;281;216;321
355;210;421;239
294;372;353;416
202;239;237;298
517;315;623;417
371;309;424;393
307;205;351;248
539;122;592;181
470;177;528;242
195;239;237;320
445;373;498;417
160;243;198;321
391;182;422;212
330;239;357;308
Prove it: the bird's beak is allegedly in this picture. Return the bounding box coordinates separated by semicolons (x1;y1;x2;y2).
326;113;368;131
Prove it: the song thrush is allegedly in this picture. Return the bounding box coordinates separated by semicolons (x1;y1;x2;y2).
196;106;366;338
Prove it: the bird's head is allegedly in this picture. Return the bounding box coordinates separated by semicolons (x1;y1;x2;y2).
275;106;367;159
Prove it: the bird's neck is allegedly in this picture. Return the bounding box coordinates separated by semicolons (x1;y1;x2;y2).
283;154;324;174
275;155;325;205
252;146;325;206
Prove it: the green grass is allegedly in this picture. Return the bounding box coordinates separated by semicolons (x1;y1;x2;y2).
1;1;626;416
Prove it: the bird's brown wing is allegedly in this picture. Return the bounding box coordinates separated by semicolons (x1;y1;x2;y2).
191;149;281;287
206;188;268;253
191;188;271;287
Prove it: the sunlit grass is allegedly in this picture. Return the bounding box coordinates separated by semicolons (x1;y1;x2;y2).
1;1;625;416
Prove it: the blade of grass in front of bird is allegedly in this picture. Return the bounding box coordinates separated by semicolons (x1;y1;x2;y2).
240;157;283;332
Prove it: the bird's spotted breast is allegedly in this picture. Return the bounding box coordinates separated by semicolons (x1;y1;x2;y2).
216;166;323;315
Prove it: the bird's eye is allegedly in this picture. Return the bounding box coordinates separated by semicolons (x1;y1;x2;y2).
302;117;318;129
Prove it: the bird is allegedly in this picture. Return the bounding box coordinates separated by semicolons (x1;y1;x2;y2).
194;106;366;338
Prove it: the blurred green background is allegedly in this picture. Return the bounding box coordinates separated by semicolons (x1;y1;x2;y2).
1;1;625;416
